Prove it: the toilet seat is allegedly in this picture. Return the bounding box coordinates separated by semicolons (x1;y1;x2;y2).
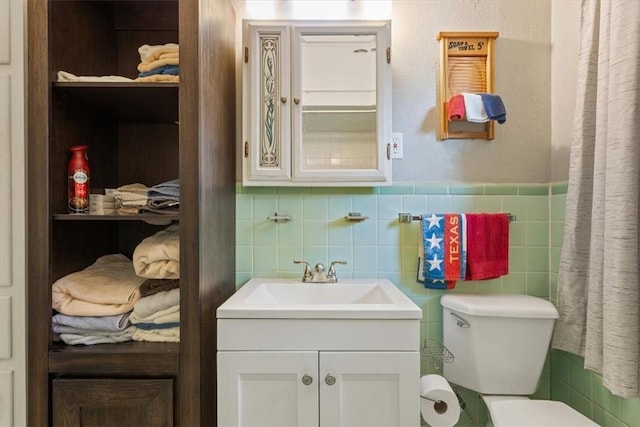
489;399;599;427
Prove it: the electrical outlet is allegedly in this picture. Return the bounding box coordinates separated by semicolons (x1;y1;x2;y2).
391;132;403;159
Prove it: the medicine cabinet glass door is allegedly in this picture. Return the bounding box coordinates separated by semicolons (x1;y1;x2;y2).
242;21;392;187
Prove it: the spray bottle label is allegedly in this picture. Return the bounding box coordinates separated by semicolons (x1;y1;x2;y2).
69;169;89;213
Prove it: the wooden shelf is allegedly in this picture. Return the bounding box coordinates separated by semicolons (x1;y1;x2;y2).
53;82;179;123
53;213;179;221
49;341;179;376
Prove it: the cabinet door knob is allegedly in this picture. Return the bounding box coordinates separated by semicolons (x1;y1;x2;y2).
325;374;336;386
293;98;300;105
301;374;313;386
281;96;287;104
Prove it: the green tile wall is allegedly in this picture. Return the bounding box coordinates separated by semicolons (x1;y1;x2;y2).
234;182;640;426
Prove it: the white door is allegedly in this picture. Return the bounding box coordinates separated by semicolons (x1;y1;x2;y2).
319;352;420;427
0;1;26;425
217;351;319;427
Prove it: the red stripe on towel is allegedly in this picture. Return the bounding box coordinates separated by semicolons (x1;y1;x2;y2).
444;214;463;278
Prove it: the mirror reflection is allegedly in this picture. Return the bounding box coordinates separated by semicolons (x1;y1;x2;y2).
300;34;377;170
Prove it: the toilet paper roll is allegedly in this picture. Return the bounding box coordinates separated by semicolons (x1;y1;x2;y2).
420;374;460;427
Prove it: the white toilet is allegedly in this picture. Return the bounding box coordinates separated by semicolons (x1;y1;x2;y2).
440;293;599;427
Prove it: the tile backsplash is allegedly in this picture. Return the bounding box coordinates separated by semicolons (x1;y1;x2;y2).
236;182;550;299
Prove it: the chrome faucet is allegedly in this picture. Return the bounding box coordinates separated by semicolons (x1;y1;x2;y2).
294;259;347;283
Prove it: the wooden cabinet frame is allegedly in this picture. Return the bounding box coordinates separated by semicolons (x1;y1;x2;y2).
26;1;236;425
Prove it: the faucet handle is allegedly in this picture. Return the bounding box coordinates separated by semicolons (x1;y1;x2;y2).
294;259;313;281
328;260;347;281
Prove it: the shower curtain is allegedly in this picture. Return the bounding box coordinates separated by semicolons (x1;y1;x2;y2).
552;0;640;398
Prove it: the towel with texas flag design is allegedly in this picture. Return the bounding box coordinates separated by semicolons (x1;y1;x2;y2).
418;213;467;289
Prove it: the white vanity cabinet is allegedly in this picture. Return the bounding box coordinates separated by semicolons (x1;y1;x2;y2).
242;21;392;186
217;350;417;427
216;278;421;426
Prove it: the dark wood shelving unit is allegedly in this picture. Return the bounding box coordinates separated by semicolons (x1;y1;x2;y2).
53;213;180;221
53;82;179;123
27;0;237;425
49;342;180;376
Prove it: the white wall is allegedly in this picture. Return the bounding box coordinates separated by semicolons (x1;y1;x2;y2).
0;1;26;425
391;0;551;183
551;0;580;181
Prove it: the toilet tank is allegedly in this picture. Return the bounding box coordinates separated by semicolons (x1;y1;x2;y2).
441;294;559;395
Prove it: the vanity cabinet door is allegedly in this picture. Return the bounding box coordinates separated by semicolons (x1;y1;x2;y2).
52;378;173;426
217;351;319;427
319;351;420;427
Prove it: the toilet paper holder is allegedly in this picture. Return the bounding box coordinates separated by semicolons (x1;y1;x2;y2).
421;394;443;404
420;338;455;406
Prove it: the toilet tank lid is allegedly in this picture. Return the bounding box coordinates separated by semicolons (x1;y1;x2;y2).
440;294;559;319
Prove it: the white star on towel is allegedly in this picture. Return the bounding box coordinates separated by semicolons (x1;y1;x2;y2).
425;214;443;229
426;233;443;249
427;255;443;271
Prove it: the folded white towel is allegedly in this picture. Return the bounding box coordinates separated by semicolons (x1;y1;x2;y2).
90;193;116;205
130;288;180;320
132;326;180;343
133;225;180;279
112;183;149;208
130;306;179;325
138;43;179;63
57;71;133;83
461;93;489;123
89;207;118;215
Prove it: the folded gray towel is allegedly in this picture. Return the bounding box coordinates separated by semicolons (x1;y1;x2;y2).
148;179;179;200
58;325;136;345
52;312;131;333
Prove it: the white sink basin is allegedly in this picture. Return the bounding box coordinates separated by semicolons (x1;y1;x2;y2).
217;278;422;319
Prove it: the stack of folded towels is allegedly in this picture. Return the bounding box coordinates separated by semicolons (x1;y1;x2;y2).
89;193;117;215
51;254;143;345
110;179;179;216
51;224;181;345
130;286;180;343
56;41;179;84
135;43;179;83
111;183;149;215
131;224;180;342
143;179;180;215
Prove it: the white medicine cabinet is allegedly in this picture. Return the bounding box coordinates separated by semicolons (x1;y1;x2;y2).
242;21;392;186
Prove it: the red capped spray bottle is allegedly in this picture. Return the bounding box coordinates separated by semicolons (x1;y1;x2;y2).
68;145;90;214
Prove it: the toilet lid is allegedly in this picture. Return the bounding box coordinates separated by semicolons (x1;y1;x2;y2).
490;400;600;427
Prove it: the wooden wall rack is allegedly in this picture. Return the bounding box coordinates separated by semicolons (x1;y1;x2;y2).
437;31;499;140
